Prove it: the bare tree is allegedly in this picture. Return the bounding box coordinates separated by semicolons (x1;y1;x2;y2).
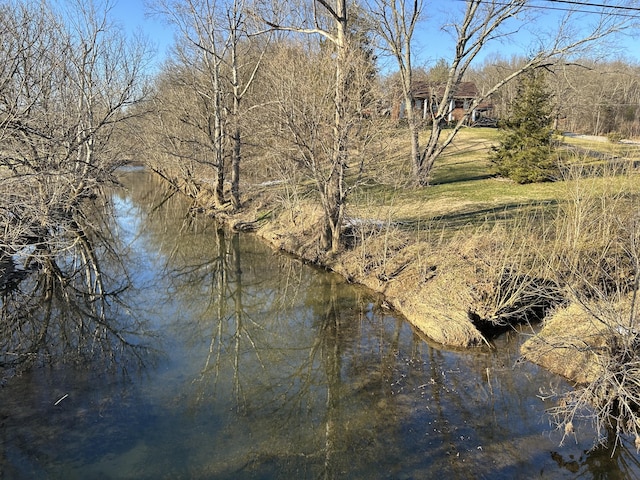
64;0;151;197
148;0;229;206
0;0;149;254
227;0;271;209
262;1;376;253
147;0;267;210
368;0;423;181
371;0;639;185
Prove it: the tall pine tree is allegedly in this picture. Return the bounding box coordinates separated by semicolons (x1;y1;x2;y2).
491;69;558;184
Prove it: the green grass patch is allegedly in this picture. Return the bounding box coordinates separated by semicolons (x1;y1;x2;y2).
347;126;640;236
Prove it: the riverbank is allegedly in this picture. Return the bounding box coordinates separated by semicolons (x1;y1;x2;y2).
159;129;640;387
195;181;560;351
202;180;637;394
6;169;602;478
198;186;488;347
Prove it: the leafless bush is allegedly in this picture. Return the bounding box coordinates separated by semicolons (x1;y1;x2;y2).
464;217;562;330
0;0;152;377
545;291;640;450
537;163;640;449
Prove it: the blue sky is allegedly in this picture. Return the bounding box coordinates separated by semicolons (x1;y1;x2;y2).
409;1;640;68
110;0;640;72
111;0;173;67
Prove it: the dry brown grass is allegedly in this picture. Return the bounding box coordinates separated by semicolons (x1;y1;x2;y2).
332;233;489;347
515;162;640;449
521;303;607;385
202;127;640;353
523;292;640;448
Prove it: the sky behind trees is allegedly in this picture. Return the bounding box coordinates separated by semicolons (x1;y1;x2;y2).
109;0;640;73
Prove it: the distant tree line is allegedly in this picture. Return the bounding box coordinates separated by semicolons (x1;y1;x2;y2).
471;56;640;138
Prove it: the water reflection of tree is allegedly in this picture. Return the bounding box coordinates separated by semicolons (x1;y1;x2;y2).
0;194;152;378
128;172;410;476
132;178;421;476
310;279;412;479
120;172;270;408
193;229;263;410
550;430;640;478
237;271;417;479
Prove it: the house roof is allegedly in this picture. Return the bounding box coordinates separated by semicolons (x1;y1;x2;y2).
412;81;479;100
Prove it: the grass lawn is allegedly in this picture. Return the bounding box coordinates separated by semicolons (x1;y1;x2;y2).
347;126;640;235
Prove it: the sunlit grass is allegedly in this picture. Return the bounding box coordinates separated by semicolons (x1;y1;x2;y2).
347;125;640;235
559;133;640;160
250;124;640;238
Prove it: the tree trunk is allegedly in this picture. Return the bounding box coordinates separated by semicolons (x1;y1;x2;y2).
404;83;421;180
231;124;241;210
417;120;444;185
325;0;348;254
213;73;226;207
230;15;242;211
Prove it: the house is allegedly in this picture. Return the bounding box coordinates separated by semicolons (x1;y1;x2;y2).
392;81;493;125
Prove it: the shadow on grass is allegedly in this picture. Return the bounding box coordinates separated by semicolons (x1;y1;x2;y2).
431;157;496;185
431;172;496;185
394;199;559;233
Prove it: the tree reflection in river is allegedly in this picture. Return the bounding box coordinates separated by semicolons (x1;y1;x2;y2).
118;173;422;476
110;171;640;479
0;190;153;379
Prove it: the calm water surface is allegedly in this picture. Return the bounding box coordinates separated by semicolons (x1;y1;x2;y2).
1;171;639;479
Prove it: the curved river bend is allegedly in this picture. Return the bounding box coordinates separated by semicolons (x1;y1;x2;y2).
0;171;637;479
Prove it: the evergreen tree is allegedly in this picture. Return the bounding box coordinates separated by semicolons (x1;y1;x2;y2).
491;69;558;184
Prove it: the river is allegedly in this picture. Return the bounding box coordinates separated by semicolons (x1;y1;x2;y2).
0;170;638;479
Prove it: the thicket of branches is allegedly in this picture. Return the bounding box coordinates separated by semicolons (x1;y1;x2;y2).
0;0;152;373
472;57;640;138
539;167;640;451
